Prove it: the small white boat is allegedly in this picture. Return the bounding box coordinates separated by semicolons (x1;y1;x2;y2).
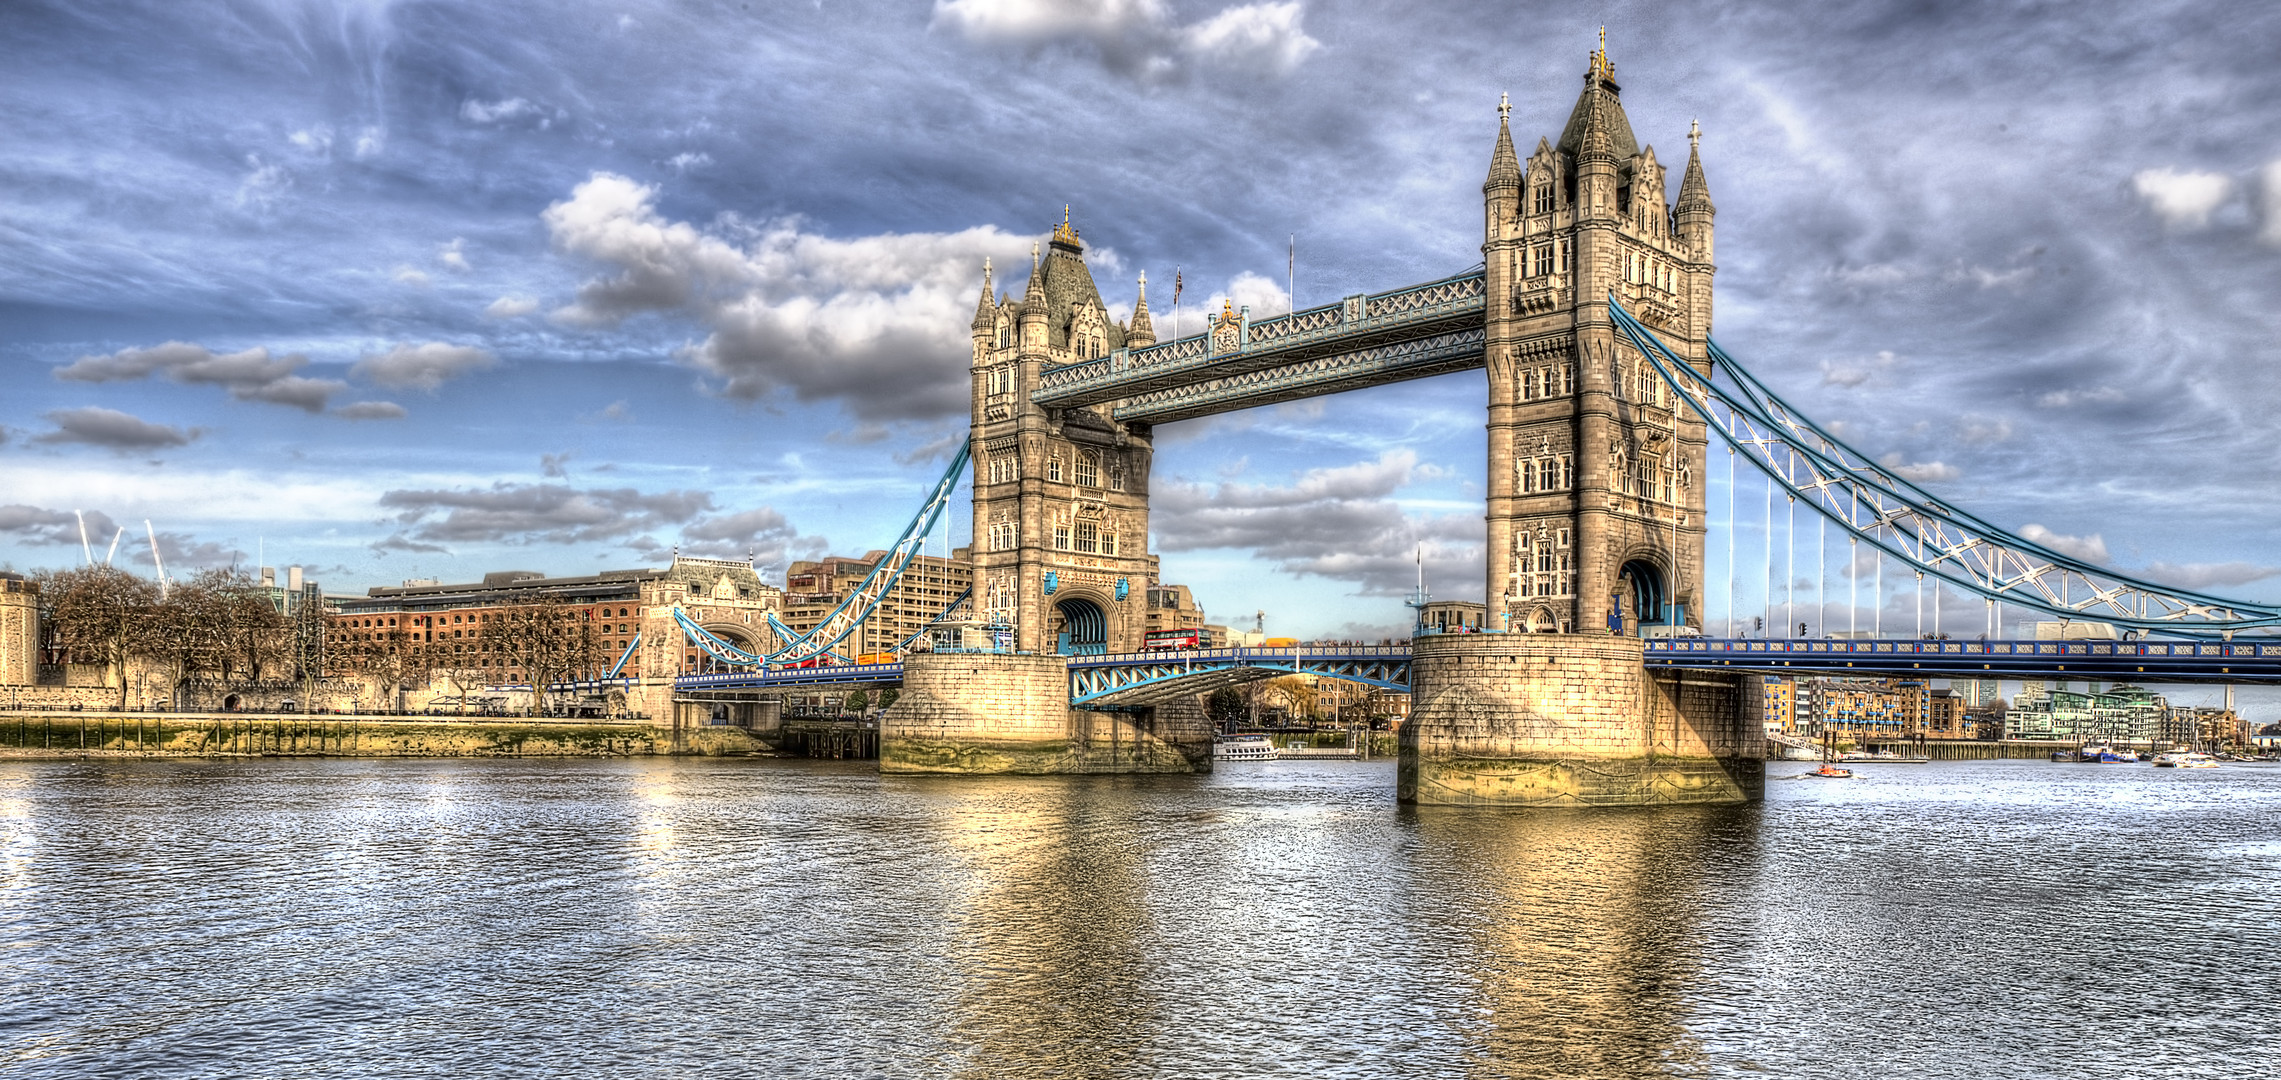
2177;752;2220;769
1214;734;1279;761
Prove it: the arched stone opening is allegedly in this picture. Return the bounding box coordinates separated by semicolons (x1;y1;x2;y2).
1619;558;1668;635
1053;596;1108;655
699;625;759;673
1525;606;1557;633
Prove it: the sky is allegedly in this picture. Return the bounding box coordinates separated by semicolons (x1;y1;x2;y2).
4;0;2280;680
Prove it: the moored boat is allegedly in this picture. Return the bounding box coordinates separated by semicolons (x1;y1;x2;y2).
1214;734;1278;761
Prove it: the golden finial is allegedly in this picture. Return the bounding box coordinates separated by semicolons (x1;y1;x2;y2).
1051;205;1081;246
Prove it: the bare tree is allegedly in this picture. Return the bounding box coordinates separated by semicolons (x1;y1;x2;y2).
478;599;601;716
333;622;430;713
35;566;160;708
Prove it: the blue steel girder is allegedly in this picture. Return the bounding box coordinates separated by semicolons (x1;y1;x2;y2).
1645;637;2281;685
1067;646;1413;707
1031;271;1486;417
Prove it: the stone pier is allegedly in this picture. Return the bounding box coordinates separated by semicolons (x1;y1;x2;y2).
1398;633;1763;806
879;652;1212;775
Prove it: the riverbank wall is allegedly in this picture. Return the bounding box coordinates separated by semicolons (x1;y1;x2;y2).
0;710;772;758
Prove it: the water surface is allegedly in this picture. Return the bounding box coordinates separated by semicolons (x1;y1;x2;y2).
2;757;2275;1078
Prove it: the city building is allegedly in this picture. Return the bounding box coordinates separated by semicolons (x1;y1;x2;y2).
329;556;782;686
780;548;973;658
2003;684;2167;743
1141;584;1208;647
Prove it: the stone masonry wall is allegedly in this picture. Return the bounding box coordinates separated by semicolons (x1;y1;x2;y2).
1399;632;1762;806
880;652;1207;775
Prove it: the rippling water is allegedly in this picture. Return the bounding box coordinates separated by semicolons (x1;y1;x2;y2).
2;756;2276;1078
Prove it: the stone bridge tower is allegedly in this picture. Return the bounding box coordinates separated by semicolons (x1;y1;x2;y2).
967;213;1162;656
1481;41;1715;637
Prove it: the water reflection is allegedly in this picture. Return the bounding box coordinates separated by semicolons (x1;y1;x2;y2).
1403;805;1758;1078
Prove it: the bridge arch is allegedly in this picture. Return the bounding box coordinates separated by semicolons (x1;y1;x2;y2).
698;624;763;673
1618;556;1668;635
1052;593;1110;655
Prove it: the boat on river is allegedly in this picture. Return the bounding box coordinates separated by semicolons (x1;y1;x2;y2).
1214;734;1278;761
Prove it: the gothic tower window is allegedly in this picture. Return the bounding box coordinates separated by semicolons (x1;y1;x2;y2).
1047;454;1063;483
1076;450;1100;488
1102;530;1118;556
1533;179;1553;215
1053;522;1071;550
1075;520;1098;554
1108;466;1125;492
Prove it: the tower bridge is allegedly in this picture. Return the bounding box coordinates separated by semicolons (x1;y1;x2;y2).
661;43;2277;805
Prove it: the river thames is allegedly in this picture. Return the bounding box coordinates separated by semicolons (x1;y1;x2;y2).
2;757;2274;1078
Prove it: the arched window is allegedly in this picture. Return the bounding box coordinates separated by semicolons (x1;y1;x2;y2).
1047;455;1063;483
1076;451;1099;488
1108;466;1125;492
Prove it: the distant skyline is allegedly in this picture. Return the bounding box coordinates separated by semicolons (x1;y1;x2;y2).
4;1;2280;648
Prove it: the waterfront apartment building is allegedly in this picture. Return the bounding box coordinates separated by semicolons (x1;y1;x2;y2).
1142;584;1208;645
329;556;783;685
2003;684;2166;743
780;548;973;658
1794;677;1977;741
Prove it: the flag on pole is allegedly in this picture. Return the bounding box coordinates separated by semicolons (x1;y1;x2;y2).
1288;234;1295;312
1172;268;1182;304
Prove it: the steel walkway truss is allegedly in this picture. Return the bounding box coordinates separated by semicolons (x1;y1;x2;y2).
1066;645;1413;707
1032;271;1488;424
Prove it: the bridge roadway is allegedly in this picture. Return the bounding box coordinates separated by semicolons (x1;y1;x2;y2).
667;637;2281;702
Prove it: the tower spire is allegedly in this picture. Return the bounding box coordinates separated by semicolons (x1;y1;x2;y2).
1127;270;1156;346
1486;92;1521;190
970;256;996;331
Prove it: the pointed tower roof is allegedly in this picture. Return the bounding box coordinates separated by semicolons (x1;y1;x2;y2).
1678;120;1715;214
1556;31;1638;162
1485;91;1520;189
1023;241;1045;303
970;257;996;331
1127;270;1155;344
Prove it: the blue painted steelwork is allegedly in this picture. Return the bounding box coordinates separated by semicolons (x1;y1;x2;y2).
604;631;640;678
667;635;2280;699
677;663;903;692
1111;327;1487;424
1066;645;1413;706
1609;297;2281;634
1645;637;2281;684
662;442;972;667
1032;271;1487;413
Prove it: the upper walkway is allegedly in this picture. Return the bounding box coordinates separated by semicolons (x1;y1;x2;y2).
1031;271;1487;423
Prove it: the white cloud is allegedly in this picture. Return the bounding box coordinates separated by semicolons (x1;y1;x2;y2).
932;0;1319;79
486;294;541;318
1152;450;1482;596
1206;270;1291;317
1876;453;1960;483
234;154;290;210
460;97;540;124
288;126;332;154
2019;523;2110;564
352;127;384;159
2036;386;2126;409
2132;167;2231;229
1955;415;2013;445
350;342;497;391
2260;161;2281;246
392;265;431;286
1820;349;1897;388
54;342;345;413
541;172;1037;419
1177;3;1320;75
439;237;470;272
666;151;712;173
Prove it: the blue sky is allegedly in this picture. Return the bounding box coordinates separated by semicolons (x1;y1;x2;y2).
4;0;2280;654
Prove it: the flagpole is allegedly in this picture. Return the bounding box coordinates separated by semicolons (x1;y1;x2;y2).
1288;233;1294;315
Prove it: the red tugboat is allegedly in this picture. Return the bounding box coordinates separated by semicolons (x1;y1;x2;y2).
1809;731;1854;779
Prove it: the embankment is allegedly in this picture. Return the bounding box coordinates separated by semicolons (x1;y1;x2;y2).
0;710;770;758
